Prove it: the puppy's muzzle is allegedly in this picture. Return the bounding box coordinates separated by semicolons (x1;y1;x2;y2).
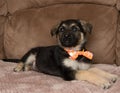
60;32;78;47
63;33;73;41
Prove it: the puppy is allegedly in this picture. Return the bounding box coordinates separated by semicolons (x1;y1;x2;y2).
4;19;118;89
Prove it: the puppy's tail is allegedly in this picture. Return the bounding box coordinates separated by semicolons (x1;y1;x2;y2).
2;59;21;63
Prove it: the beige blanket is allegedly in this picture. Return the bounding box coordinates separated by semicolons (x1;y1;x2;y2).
0;60;120;93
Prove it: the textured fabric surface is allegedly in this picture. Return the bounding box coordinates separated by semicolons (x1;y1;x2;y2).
0;0;7;16
0;60;120;93
6;0;117;14
4;4;118;64
0;16;6;59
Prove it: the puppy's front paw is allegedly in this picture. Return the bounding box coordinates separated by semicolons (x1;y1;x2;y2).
94;78;112;89
107;74;118;83
75;70;112;89
89;68;118;84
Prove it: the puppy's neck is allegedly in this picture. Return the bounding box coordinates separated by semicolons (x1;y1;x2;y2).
59;38;86;51
64;45;84;51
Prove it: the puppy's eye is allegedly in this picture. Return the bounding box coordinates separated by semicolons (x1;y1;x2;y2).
72;26;78;32
59;27;65;32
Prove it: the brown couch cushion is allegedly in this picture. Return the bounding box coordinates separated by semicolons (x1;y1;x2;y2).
4;4;118;64
0;16;7;58
7;0;117;14
0;0;7;16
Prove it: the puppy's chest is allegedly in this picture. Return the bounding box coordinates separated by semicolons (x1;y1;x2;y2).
63;57;91;70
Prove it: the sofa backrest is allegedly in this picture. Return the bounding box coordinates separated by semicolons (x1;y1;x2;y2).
6;0;117;14
0;0;118;16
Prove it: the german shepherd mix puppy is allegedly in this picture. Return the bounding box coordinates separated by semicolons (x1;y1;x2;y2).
3;19;118;89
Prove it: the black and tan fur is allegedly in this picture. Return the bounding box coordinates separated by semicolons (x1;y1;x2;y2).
3;19;118;89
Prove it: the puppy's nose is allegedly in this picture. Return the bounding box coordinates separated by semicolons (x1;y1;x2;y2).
64;34;69;38
64;33;72;38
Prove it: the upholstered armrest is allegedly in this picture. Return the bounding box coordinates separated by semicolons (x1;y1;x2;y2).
116;0;120;11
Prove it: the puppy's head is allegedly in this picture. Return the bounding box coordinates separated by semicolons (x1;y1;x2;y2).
51;19;92;49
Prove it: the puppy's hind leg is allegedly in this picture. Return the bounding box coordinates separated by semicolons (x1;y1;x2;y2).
23;54;36;71
14;54;36;72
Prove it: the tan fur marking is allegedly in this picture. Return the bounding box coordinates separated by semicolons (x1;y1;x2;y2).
24;65;33;71
24;54;36;71
63;58;91;70
25;54;36;64
14;62;24;72
75;70;112;89
89;68;118;82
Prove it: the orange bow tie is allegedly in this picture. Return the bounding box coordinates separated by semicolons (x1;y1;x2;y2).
64;48;93;60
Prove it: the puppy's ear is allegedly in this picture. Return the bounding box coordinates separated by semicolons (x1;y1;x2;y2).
80;20;93;34
51;23;60;37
